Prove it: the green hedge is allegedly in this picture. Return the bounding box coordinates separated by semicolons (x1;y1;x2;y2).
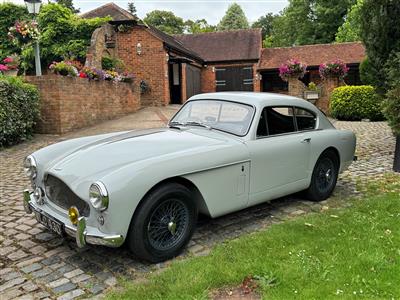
0;76;40;147
330;85;384;121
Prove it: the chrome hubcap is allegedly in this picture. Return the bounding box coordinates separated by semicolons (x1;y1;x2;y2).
168;221;177;235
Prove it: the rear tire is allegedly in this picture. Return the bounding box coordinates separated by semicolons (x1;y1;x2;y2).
306;150;339;201
127;183;197;263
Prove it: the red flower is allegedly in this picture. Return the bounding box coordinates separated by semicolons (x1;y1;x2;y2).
79;72;87;78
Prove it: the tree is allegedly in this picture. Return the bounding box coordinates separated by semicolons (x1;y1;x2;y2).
55;0;79;13
217;3;249;31
360;0;400;94
384;52;400;171
143;10;185;34
127;2;137;17
268;0;355;47
184;19;216;33
0;3;29;58
360;0;400;172
251;13;277;40
20;3;108;73
335;0;363;42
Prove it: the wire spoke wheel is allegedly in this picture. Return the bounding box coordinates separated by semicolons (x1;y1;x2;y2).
147;199;189;251
315;157;335;193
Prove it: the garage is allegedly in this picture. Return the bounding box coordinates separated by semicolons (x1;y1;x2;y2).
215;66;254;92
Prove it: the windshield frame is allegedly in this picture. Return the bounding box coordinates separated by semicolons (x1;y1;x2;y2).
169;99;256;137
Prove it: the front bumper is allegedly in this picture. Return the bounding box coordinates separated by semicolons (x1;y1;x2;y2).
23;190;124;248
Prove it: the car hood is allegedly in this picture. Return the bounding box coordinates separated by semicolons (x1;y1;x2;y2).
45;128;240;186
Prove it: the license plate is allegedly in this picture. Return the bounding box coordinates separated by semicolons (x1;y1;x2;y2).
35;211;64;236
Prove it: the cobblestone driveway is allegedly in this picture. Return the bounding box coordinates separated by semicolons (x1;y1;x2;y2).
0;106;396;300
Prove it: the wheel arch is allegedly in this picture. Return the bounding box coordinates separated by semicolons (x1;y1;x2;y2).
322;146;341;169
134;176;210;219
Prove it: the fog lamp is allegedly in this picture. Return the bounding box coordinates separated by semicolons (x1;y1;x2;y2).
33;187;44;205
68;206;79;225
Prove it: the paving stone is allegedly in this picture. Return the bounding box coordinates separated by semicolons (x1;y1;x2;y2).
1;271;21;281
16;256;43;268
71;274;91;284
64;269;83;279
0;277;25;292
7;249;29;261
2;287;24;299
47;278;70;289
31;268;52;279
21;263;42;274
104;276;117;287
52;282;77;294
22;281;39;292
56;289;85;300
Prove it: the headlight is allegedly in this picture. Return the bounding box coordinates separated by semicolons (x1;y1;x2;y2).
23;155;37;179
89;182;109;211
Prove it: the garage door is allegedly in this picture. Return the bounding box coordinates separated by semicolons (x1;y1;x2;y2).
215;66;253;92
186;64;201;99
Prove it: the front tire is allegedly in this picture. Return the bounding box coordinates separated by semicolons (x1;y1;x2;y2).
127;183;197;263
306;150;339;201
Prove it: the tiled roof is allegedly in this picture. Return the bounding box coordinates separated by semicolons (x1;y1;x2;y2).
174;29;262;63
146;25;204;63
81;2;136;21
258;42;366;70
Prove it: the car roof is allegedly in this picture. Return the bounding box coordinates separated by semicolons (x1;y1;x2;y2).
188;92;314;109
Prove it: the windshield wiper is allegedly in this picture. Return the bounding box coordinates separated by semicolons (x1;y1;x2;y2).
184;121;212;130
168;121;185;129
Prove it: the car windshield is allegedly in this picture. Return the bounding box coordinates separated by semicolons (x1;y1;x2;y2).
170;100;255;136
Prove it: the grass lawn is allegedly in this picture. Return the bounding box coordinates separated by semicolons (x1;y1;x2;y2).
108;179;400;299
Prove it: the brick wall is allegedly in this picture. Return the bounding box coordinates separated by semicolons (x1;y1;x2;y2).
25;75;141;134
115;27;169;106
201;62;261;93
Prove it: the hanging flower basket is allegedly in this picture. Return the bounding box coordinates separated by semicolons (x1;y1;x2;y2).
319;60;349;80
279;59;307;81
8;20;40;46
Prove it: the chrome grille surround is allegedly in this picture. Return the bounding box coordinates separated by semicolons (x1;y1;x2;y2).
44;174;90;217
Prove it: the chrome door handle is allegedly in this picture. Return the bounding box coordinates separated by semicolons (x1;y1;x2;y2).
301;138;311;143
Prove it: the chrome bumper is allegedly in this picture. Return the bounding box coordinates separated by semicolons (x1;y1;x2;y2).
23;190;124;248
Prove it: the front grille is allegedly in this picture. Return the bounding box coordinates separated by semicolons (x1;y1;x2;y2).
44;175;90;217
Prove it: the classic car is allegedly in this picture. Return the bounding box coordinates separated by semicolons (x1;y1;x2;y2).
22;92;356;262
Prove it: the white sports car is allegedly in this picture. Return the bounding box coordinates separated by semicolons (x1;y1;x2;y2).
23;92;356;262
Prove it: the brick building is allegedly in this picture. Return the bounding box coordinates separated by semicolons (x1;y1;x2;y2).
83;3;365;106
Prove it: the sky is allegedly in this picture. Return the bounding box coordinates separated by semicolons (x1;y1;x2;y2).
5;0;289;24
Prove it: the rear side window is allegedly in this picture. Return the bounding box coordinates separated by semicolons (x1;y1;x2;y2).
295;108;317;131
266;107;295;135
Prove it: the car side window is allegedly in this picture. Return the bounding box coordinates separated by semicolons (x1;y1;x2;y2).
266;106;295;135
295;107;317;131
256;109;268;137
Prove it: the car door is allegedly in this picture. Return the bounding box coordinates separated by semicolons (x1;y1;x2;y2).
246;106;312;205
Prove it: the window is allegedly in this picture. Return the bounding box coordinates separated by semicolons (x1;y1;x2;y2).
295;108;316;131
266;107;295;135
171;100;254;136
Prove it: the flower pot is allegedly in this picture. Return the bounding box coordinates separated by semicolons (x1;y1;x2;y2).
3;69;18;76
304;90;319;100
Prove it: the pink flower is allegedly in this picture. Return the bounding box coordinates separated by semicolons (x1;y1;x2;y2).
0;64;9;71
3;57;13;63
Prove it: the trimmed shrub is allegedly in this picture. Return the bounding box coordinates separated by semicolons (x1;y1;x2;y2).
0;76;40;147
330;85;384;121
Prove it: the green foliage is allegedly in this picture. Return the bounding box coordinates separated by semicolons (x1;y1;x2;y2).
383;52;400;135
0;3;29;58
268;0;355;47
330;85;384;121
101;56;124;71
55;0;80;13
360;0;400;94
143;10;185;34
217;3;249;31
18;3;109;73
335;0;363;42
184;19;216;34
307;82;318;91
127;2;137;16
0;76;39;147
359;57;376;85
251;13;277;40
